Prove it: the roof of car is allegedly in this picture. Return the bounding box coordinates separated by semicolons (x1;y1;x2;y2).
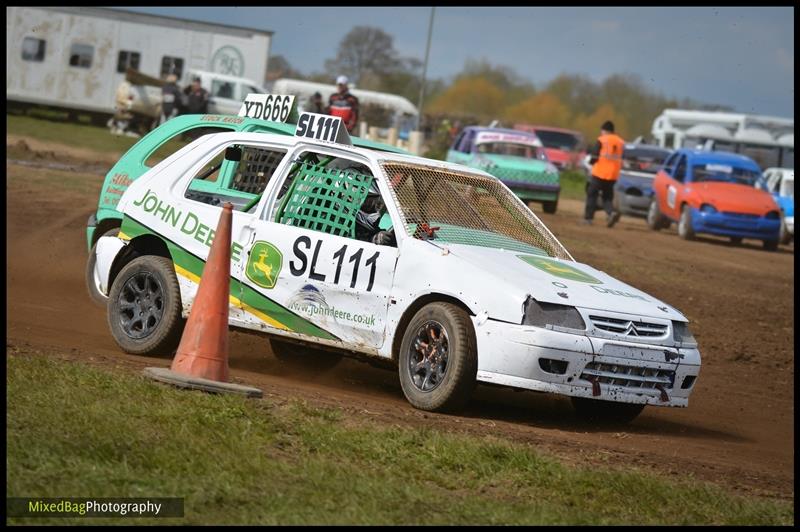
174;114;406;154
516;124;583;136
464;126;539;138
623;143;671;153
678;149;761;169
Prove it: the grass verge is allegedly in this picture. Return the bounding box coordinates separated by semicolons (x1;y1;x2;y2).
7;352;793;525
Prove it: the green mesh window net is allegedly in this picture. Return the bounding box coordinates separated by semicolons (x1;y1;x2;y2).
277;162;374;238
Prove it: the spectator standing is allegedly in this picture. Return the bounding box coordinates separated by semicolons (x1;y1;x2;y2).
583;120;625;227
183;76;210;115
159;74;182;124
306;91;325;114
327;75;359;133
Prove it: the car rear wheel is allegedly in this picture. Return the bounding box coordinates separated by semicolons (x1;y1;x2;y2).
398;302;477;413
269;338;343;371
763;239;779;252
678;205;696;240
542;199;558;214
571;397;646;424
107;255;184;356
647;200;670;231
779;218;792;245
86;227;122;307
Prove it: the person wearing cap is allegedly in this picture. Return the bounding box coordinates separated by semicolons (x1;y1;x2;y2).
159;73;182;124
583;120;625;227
328;75;359;133
182;76;210;115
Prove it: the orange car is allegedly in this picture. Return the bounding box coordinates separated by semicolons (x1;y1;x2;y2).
647;149;781;251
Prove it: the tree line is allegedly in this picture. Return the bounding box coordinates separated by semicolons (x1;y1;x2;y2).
267;26;733;142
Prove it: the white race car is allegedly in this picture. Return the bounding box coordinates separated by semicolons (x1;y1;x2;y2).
92;112;701;423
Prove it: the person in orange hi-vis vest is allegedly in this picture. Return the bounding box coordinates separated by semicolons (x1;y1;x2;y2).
327;75;360;134
583;120;625;227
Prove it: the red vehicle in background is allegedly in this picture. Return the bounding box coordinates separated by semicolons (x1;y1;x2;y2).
514;125;586;171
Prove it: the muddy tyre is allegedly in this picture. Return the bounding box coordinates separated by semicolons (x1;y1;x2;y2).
85;228;121;307
571;397;645;424
107;255;184;356
678;205;696;240
542;198;558;214
647;200;670;231
398;302;477;413
269;338;343;371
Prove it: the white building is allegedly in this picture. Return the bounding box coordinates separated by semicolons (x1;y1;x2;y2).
651;109;794;169
7;6;272;118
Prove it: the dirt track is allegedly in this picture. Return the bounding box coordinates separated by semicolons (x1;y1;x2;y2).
6;144;795;501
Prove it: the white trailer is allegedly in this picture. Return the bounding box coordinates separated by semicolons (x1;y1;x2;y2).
651;109;794;169
7;6;273;118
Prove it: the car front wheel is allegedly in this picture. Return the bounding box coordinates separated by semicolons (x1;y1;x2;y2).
779;218;792;245
678;205;696;240
542;198;558;214
107;255;184;355
398;302;477;413
647;200;669;231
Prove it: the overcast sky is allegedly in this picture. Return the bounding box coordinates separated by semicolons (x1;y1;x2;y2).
117;6;794;118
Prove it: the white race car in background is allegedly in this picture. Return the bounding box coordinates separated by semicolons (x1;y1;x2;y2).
91;110;701;423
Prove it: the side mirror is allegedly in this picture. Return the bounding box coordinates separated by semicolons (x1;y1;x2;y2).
225;146;242;162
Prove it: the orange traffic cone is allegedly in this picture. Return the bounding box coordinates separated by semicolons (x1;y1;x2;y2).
144;203;262;398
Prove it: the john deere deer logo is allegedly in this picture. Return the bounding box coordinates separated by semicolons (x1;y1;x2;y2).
247;241;282;289
517;255;602;284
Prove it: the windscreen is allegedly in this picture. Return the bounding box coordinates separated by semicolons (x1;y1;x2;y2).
622;148;670;175
476;142;547;161
534;130;580;151
380;162;572;260
692;163;761;187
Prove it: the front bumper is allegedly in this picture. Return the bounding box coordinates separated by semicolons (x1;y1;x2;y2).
472;318;701;407
502;181;560;202
691;208;781;240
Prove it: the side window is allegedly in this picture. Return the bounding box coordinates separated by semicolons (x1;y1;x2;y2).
144;126;233;168
22;37;46;62
673;155;687;183
451;131;465;151
117;50;141;73
69;43;93;68
184;143;287;212
662;153;677;175
273;152;394;246
458;131;474;153
160;56;184;79
211;80;234;98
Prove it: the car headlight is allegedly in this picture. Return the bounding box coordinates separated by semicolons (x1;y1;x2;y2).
523;297;586;330
765;210;780;220
700;203;717;214
672;321;697;345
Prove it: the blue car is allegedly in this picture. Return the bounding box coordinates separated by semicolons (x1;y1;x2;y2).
613;144;672;217
649;149;782;250
760;167;794;245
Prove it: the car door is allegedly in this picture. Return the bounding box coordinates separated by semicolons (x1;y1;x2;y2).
653;152;677;217
659;153;687;220
169;137;292;327
237;145;399;351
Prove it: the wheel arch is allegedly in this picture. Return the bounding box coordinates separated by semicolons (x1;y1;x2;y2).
108;234;173;292
390;293;476;364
